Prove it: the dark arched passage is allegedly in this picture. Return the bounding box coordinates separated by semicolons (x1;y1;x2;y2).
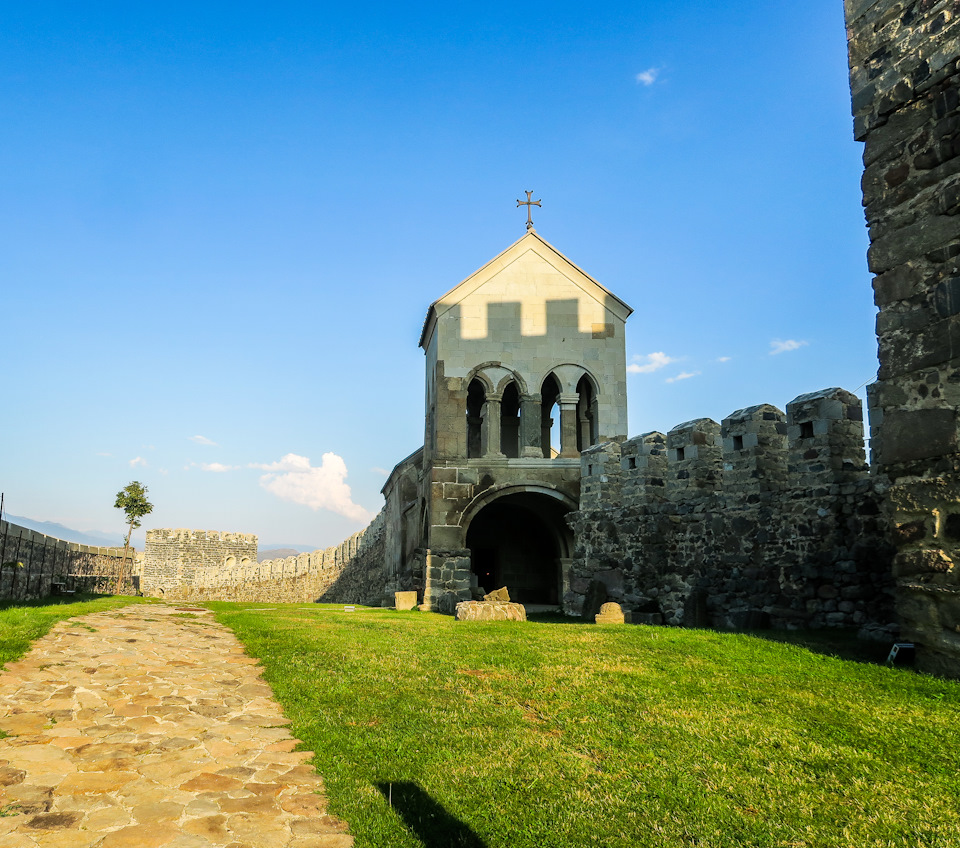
465;491;572;605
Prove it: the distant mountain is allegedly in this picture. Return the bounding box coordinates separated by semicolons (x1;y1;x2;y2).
3;514;126;548
258;545;316;563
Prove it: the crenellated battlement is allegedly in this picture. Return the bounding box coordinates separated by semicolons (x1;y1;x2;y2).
146;528;258;545
579;387;869;511
569;386;893;634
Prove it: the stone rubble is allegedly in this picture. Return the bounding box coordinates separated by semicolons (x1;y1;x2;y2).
0;604;352;848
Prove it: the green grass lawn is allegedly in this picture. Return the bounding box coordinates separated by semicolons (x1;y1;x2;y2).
206;603;960;848
0;594;151;667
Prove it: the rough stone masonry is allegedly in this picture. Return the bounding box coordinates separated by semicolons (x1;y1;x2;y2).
845;0;960;676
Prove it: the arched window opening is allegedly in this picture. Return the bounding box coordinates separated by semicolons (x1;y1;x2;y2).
225;556;237;569
576;376;598;452
500;382;521;458
541;374;562;458
466;379;486;458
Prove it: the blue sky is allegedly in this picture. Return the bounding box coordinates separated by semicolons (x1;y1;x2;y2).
1;2;875;549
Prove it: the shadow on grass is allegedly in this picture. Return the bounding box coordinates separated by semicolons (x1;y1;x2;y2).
527;611;898;665
740;627;897;666
0;593;115;612
376;781;486;848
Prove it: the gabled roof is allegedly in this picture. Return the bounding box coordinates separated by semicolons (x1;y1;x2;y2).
418;229;633;350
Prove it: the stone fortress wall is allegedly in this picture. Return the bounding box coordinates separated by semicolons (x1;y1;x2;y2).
568;388;896;635
0;519;136;599
140;528;258;596
845;0;960;674
141;513;387;605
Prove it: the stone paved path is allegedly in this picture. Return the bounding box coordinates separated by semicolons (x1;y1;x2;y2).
0;604;353;848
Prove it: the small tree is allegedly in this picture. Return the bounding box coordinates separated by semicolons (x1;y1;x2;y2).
114;481;153;593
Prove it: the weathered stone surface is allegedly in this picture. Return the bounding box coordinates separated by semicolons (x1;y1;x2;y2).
0;518;135;601
879;409;958;464
394;591;418;610
846;0;960;676
581;580;608;622
568;388;894;633
483;586;510;602
595;602;625;624
0;605;352;845
437;591;460;615
137;512;388;608
455;601;527;622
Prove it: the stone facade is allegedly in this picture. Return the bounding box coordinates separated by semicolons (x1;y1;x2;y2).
405;229;632;611
0;519;136;599
845;0;960;675
568;390;895;635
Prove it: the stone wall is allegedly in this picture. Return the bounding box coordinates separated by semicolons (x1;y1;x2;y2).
152;511;387;606
567;388;896;635
0;519;136;599
141;529;258;596
845;0;960;675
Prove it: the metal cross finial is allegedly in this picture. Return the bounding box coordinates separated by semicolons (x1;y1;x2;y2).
517;190;541;230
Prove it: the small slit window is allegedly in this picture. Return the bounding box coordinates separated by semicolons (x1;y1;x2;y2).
733;435;744;451
799;421;814;439
676;447;685;462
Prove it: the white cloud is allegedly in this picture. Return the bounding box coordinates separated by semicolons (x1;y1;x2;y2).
716;356;732;363
370;467;390;477
627;352;677;374
129;456;147;468
770;339;808;355
253;453;373;523
665;371;700;383
201;462;234;473
189;435;218;446
636;67;660;86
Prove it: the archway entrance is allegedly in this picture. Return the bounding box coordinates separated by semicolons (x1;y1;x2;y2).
465;492;572;605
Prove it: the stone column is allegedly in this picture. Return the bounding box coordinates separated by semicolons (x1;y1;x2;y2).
558;393;580;458
541;414;553;458
481;395;504;458
520;394;542;458
578;409;591;452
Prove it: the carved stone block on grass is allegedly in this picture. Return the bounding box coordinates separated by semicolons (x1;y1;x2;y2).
394;591;418;611
455;601;527;622
595;602;625;624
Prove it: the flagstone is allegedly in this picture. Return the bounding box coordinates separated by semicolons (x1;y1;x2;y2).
30;830;103;848
98;822;182;848
0;715;47;735
225;811;293;845
180;773;244;793
2;832;36;848
279;792;328;817
0;606;352;846
131;800;183;822
288;838;354;848
58;770;138;794
182;813;230;841
184;796;221;817
84;803;132;829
